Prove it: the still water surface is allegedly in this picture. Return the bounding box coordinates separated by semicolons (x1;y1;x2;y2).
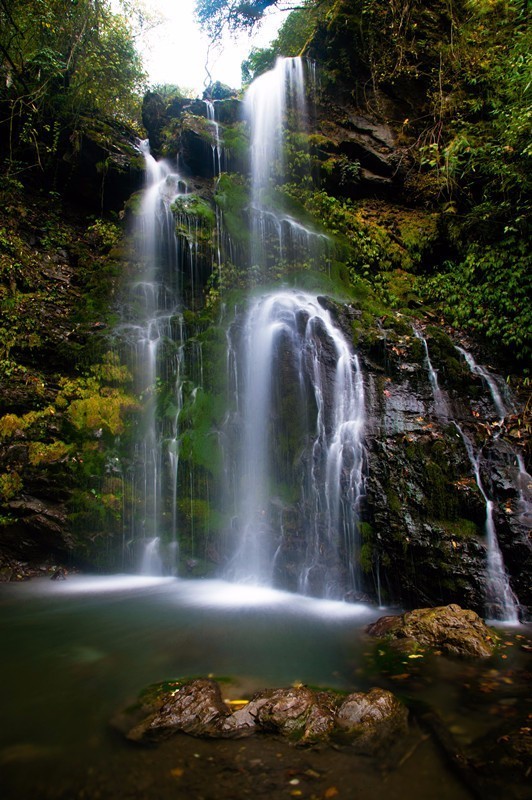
0;576;526;799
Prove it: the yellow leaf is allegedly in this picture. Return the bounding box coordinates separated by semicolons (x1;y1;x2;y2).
170;768;184;778
325;788;339;799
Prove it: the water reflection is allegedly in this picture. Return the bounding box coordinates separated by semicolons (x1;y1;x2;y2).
0;577;529;800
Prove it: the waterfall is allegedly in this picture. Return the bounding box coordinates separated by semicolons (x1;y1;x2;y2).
204;100;223;177
415;328;519;620
516;453;532;532
455;346;511;421
413;327;449;419
118;61;525;616
225;290;365;598
453;423;519;622
123;140;189;574
245;57;328;273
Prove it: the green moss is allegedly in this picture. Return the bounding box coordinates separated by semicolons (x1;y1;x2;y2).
425;461;455;519
178;388;225;477
425;326;469;388
438;518;480;539
214;174;250;245
28;441;72;466
409;336;425;363
359;521;374;541
359;541;374;573
177;498;226;536
181;112;216;145
0;470;23;501
387;489;402;515
353;310;382;347
172;194;216;228
221;122;248;162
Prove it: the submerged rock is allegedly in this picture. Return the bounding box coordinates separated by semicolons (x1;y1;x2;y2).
126;679;230;742
120;679;408;748
252;686;337;743
335;687;408;754
366;604;499;657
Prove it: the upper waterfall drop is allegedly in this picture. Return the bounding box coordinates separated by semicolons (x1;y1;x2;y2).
245;57;306;207
244;57;328;273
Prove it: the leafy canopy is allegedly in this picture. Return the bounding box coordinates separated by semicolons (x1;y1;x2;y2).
195;0;298;39
0;0;146;172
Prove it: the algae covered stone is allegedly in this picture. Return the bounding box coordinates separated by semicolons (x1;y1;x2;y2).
366;604;499;657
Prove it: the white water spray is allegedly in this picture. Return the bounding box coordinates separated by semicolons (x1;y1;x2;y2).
244;57;328;272
226;290;365;598
455;345;510;421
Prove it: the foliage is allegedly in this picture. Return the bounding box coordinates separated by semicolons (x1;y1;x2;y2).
241;46;277;84
204;81;235;100
0;470;23;501
423;239;531;365
268;0;531;364
56;353;137;439
0;0;146;175
241;1;323;82
195;0;287;39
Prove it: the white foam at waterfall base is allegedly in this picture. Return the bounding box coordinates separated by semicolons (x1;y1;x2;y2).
16;576;373;619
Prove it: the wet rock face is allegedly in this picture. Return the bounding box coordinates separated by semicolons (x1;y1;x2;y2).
315;101;407;199
127;679;231;742
119;679;407;751
252;687;337;743
366;604;499;658
336;688;408;754
346;316;531;618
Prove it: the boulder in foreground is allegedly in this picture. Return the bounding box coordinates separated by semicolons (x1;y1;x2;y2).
117;679;407;752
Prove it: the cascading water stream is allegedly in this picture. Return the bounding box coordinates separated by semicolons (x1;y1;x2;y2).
204;100;223;177
453;423;519;622
415;328;519;621
516;452;532;531
245;57;329;272
124;141;190;574
413;326;449;419
455;345;511;421
225;291;365;598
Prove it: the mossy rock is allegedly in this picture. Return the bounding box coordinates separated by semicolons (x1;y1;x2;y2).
367;604;500;657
